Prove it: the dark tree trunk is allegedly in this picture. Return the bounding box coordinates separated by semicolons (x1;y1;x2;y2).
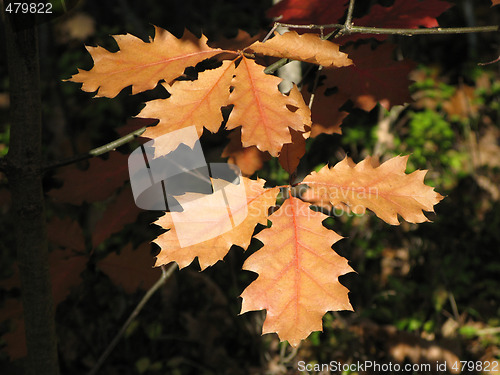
3;12;60;375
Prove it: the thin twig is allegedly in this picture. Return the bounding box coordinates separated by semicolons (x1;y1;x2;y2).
87;263;177;375
262;22;279;43
43;125;147;171
345;0;356;29
274;22;499;35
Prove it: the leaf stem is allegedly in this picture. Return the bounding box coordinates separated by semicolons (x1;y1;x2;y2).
43;125;147;171
87;263;177;375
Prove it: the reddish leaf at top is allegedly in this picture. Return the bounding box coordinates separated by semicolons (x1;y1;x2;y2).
323;44;416;111
240;196;354;347
357;0;452;29
267;0;347;28
68;27;225;98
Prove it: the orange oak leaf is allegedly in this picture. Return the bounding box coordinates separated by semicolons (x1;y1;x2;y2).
47;151;129;205
139;60;236;145
279;129;307;174
323;44;416;111
222;128;271;176
247;31;352;68
153;177;279;270
302;156;444;225
98;243;161;293
68;27;224;98
240;196;354;347
226;56;308;156
492;0;500;6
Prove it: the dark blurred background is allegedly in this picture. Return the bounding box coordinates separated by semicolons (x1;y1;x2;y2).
0;0;499;374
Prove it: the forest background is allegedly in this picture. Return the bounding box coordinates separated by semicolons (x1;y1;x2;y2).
0;0;500;374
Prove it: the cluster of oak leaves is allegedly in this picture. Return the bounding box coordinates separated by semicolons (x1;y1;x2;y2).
65;1;450;347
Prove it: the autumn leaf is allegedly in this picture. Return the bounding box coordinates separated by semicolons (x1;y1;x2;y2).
247;31;352;68
98;243;161;293
302;155;444;225
139;60;235;143
492;0;500;6
68;27;225;98
323;44;416;111
226;56;308;156
48;151;129;205
267;0;347;28
355;0;452;31
240;196;354;347
154;177;279;270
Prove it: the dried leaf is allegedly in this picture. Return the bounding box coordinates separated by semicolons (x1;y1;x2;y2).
227;56;307;156
240;196;354;347
140;60;235;142
303;155;444;225
154;177;279;270
248;31;352;68
69;27;224;98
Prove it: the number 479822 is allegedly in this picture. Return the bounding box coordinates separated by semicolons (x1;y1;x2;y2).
452;361;498;373
4;2;53;14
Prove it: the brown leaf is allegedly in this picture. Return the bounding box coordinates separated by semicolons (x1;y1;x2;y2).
69;27;224;98
226;56;307;156
98;242;161;293
302;155;444;225
247;31;352;68
47;151;129;205
240;196;354;347
154;177;279;270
